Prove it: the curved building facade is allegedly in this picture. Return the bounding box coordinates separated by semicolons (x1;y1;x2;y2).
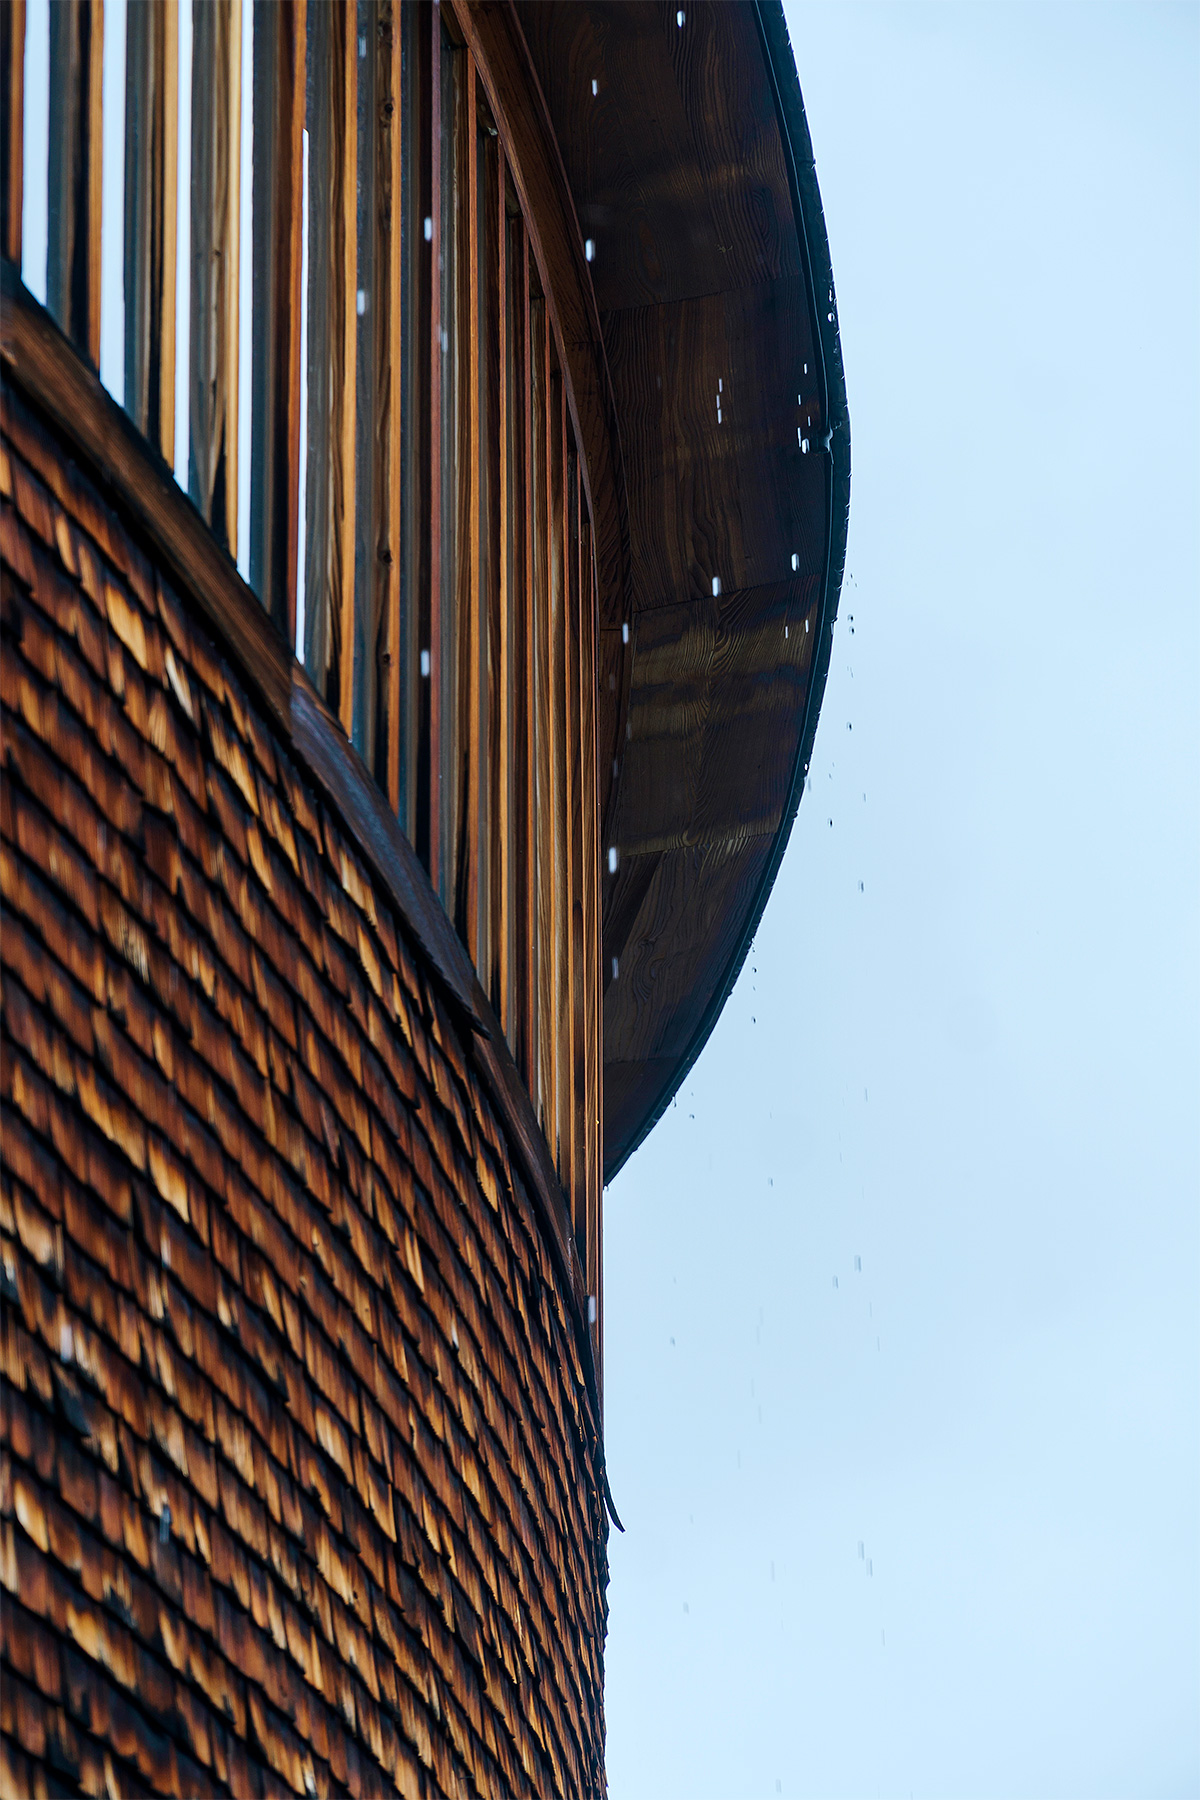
0;3;847;1795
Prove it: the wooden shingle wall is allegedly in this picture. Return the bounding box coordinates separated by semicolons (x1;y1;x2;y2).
0;384;607;1800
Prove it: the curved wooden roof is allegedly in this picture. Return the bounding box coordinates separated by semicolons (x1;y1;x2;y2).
514;0;851;1177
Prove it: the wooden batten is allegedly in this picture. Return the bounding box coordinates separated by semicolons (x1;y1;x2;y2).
249;0;305;640
1;0;24;264
302;0;356;730
47;0;103;367
189;0;240;552
376;0;403;813
124;0;177;461
495;169;513;1049
427;3;443;892
532;294;553;1144
463;52;482;961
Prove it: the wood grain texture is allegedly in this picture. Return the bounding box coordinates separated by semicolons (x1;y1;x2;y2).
0;372;609;1797
249;0;305;642
0;274;604;1437
302;0;357;733
188;0;241;557
1;0;24;265
374;0;404;815
47;0;103;367
124;0;178;464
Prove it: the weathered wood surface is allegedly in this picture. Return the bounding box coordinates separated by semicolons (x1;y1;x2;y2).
124;0;179;464
1;0;25;265
188;0;241;555
515;0;847;1175
47;0;103;367
302;0;357;733
0;373;609;1797
249;0;305;642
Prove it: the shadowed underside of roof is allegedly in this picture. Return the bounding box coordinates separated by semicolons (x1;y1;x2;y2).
515;0;851;1178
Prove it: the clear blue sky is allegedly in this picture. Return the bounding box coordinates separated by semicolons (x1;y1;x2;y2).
603;6;1199;1797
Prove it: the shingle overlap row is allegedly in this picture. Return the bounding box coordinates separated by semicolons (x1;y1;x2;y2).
0;387;607;1800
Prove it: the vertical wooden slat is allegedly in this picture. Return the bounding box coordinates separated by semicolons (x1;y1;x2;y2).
556;375;572;1196
427;7;443;889
189;0;240;553
1;0;25;265
448;35;469;930
48;0;103;366
410;0;433;866
496;169;512;1047
582;515;601;1334
378;0;403;812
124;0;176;459
462;52;481;957
249;0;305;639
550;364;567;1180
302;0;356;725
532;289;551;1133
567;447;584;1246
481;128;502;1012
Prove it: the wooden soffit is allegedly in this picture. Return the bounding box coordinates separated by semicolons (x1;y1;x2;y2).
512;0;851;1177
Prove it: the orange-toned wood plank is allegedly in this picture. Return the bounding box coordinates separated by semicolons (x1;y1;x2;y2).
249;0;305;640
47;0;103;367
378;0;403;815
582;515;602;1338
550;364;568;1186
302;0;356;730
463;51;481;960
124;0;178;462
1;0;25;264
477;113;504;1003
428;7;444;895
567;448;584;1248
189;0;240;554
533;297;554;1146
495;151;512;1043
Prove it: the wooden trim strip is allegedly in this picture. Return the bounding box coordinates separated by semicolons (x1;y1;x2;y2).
189;0;240;553
47;0;103;368
495;158;511;1042
1;0;25;266
378;0;403;813
302;0;356;727
427;3;443;891
249;0;305;640
463;50;481;958
518;222;537;1109
124;0;178;462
